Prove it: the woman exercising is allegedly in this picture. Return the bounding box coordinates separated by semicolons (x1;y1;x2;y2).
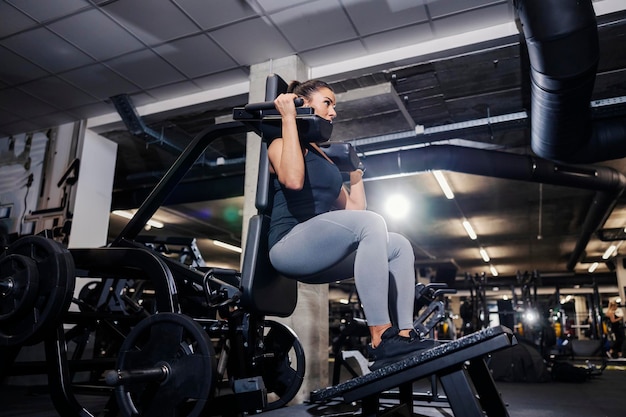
267;79;429;369
607;299;624;358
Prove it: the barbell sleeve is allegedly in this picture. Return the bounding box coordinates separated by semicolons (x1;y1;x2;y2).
104;365;169;386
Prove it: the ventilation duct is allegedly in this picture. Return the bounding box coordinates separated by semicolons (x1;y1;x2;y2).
362;144;626;271
515;0;626;163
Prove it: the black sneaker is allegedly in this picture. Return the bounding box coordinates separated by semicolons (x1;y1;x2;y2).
367;327;436;371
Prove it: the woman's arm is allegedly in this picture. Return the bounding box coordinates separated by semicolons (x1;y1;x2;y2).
335;169;366;210
267;93;306;190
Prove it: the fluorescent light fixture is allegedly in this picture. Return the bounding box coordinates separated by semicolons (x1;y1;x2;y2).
602;245;617;259
588;262;599;273
112;210;164;229
146;219;164;229
479;248;490;262
213;240;242;253
490;265;499;276
462;220;477;240
433;170;454;199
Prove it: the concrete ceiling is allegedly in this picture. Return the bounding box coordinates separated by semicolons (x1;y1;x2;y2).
1;0;626;286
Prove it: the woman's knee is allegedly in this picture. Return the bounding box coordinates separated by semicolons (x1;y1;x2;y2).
355;210;388;236
389;232;415;262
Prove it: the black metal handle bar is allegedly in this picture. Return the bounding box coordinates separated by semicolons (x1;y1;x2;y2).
244;97;303;112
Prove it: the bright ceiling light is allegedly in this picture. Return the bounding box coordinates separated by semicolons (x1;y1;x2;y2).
213;240;242;253
490;265;498;276
385;194;410;219
146;219;164;229
112;210;164;229
588;262;599;273
432;170;454;199
462;220;477;240
479;248;490;262
602;245;617;259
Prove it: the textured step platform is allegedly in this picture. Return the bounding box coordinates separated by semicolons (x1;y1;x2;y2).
310;325;516;417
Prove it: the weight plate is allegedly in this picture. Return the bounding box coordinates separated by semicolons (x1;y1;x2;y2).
115;312;216;417
0;235;75;346
0;254;39;321
259;320;306;411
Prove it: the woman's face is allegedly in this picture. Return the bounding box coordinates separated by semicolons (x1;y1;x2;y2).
304;87;337;122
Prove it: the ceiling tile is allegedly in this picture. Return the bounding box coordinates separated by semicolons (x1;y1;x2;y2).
342;0;428;36
0;108;20;125
6;0;90;22
209;17;293;66
432;3;512;38
154;34;237;78
270;0;356;50
362;22;433;54
0;119;40;136
145;80;203;101
59;64;140;99
0;46;49;84
0;88;60;118
427;0;507;19
0;27;95;73
66;101;115;119
256;0;310;13
29;111;79;130
48;9;144;61
105;49;187;90
299;40;366;67
175;0;257;30
0;2;38;37
193;68;250;90
101;0;200;46
19;76;99;109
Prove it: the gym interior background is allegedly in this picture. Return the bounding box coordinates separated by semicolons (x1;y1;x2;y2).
1;1;626;416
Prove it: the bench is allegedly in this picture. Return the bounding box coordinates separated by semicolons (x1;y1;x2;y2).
311;325;516;417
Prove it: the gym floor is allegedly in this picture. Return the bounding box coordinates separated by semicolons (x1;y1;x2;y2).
1;362;625;417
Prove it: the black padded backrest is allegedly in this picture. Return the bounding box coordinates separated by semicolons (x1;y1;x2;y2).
240;214;297;317
256;73;285;213
240;73;297;317
265;73;288;101
255;142;271;213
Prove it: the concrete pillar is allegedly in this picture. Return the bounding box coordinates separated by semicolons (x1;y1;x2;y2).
614;255;626;304
574;295;588;340
242;56;330;402
68;125;117;249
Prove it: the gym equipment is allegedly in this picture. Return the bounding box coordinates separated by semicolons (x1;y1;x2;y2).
330;282;457;389
413;282;457;339
461;272;489;335
0;235;75;346
319;142;363;173
4;74;515;417
107;313;217;417
26;74;320;417
311;326;515;417
233;96;332;143
0;255;39;324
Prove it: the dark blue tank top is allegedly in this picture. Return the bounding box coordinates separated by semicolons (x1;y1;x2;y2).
268;144;343;249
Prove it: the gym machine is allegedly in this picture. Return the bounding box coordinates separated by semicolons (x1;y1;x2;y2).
1;74;516;417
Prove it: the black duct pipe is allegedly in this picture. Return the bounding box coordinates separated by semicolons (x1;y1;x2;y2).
362;144;626;271
515;0;626;163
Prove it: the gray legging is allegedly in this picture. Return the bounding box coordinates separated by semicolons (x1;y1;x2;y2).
269;210;416;330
